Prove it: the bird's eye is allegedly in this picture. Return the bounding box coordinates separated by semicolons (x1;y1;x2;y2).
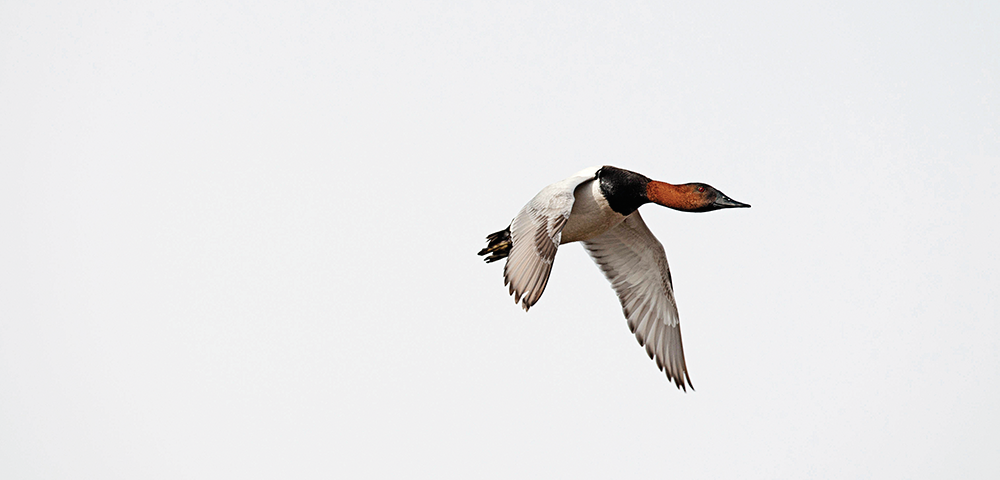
697;186;705;193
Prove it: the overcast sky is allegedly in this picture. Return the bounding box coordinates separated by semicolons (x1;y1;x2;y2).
2;1;998;478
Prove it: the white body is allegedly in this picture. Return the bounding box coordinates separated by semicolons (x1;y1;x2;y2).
560;178;625;244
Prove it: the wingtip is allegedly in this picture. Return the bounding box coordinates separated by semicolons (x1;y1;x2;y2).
670;372;694;392
519;294;534;312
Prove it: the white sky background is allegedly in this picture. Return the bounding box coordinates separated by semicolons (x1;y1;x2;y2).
2;1;998;478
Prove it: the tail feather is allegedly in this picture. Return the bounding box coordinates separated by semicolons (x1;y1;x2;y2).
478;227;511;263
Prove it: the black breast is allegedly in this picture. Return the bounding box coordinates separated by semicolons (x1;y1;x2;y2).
598;166;651;215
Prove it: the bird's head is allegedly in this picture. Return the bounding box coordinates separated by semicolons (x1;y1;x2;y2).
647;181;751;212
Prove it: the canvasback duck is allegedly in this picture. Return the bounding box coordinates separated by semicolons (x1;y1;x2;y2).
478;166;750;390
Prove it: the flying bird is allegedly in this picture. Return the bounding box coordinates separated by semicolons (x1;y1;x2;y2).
478;166;750;390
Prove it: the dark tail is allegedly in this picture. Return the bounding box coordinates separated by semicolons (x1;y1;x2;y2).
477;227;511;263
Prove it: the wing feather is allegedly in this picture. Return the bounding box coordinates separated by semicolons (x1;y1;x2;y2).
503;168;599;311
583;211;693;390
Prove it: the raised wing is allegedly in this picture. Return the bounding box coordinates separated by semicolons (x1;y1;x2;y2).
504;167;599;311
583;211;693;390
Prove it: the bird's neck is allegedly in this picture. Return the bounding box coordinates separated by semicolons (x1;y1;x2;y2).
646;181;694;211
